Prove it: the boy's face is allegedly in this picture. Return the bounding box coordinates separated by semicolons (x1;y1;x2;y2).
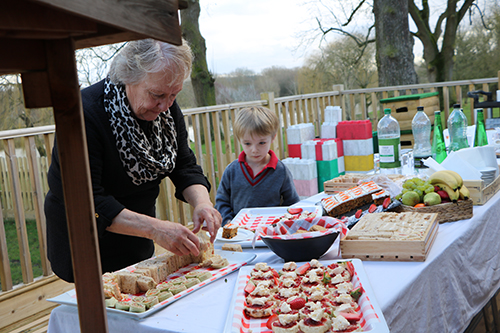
240;132;275;165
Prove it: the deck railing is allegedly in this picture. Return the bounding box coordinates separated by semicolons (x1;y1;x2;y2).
0;76;499;296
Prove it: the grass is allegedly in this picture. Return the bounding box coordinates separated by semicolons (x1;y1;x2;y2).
1;218;43;289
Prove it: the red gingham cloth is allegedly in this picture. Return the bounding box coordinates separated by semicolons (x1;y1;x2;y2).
252;216;348;242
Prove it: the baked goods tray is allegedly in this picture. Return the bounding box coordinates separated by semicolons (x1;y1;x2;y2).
223;259;389;333
47;250;256;319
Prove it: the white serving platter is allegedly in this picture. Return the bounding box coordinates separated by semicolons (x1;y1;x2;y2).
223;258;389;333
47;250;256;319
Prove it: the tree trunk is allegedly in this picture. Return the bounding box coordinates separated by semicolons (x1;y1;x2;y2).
373;0;418;87
180;0;216;107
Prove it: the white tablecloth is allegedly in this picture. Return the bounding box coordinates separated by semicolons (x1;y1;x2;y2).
48;190;500;333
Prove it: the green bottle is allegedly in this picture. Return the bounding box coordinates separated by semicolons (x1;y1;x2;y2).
431;111;447;163
474;109;488;147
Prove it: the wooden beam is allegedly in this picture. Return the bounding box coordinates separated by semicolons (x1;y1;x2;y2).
45;38;108;333
0;0;97;35
0;39;46;74
32;0;182;45
21;71;52;108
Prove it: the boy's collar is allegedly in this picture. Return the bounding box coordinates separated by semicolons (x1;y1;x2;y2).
238;150;278;169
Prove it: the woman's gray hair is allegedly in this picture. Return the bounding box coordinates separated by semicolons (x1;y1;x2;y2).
109;39;192;86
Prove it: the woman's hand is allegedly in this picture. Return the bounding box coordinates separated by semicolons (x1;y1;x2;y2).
191;202;222;242
183;184;222;243
107;209;201;257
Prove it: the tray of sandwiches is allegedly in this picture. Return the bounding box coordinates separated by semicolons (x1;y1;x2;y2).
224;259;389;333
219;206;323;248
341;212;439;261
48;245;256;319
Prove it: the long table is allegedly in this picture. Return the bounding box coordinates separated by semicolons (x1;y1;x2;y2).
47;190;500;333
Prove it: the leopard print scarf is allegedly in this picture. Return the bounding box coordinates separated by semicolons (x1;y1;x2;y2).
103;77;177;186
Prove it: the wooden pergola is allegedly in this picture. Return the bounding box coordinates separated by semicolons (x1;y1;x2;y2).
0;0;185;331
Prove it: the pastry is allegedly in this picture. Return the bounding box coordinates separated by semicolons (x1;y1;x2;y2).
222;223;238;239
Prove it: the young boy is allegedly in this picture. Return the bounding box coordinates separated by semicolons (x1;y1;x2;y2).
215;106;300;226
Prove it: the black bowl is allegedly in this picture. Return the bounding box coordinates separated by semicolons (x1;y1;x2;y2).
261;232;339;262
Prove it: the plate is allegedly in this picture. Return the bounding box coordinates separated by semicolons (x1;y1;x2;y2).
47;250;256;319
223;258;390;333
215;228;255;242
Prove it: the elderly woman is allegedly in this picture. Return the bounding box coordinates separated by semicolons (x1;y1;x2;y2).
45;39;221;283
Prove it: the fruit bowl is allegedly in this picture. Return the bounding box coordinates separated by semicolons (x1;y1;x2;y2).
261;232;339;262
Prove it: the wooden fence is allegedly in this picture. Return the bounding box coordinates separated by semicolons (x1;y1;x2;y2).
0;75;499;296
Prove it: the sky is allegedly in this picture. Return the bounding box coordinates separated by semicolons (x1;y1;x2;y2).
198;0;327;75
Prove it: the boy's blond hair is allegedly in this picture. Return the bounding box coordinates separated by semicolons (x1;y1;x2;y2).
233;106;279;140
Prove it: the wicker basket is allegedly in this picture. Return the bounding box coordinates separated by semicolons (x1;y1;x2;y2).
391;199;473;223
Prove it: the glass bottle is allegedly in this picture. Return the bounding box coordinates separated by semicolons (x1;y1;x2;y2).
474;109;488;147
412;106;432;172
378;108;401;174
431;111;447;163
447;104;469;152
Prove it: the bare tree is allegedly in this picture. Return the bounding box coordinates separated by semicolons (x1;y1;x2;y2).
409;0;474;82
314;0;478;83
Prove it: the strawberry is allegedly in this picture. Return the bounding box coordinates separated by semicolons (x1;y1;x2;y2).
266;314;279;330
368;204;377;213
271;268;279;279
350;286;364;301
296;262;311;275
322;271;332;284
338;312;362;322
345;261;355;277
434;186;441;192
244;280;256;294
382;197;391;209
287;207;303;215
288;297;306;310
354;209;363;219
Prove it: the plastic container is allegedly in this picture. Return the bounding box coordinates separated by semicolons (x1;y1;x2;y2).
377;108;401;174
474;109;488;147
412;106;432;172
431;111;447;163
447;104;469;152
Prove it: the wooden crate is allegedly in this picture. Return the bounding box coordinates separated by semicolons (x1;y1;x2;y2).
340;212;438;261
380;92;440;131
464;175;500;205
323;173;405;194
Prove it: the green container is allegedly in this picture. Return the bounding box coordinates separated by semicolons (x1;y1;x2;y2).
317;160;339;192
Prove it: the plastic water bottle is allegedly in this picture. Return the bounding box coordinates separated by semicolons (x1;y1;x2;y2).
447;104;469;152
412;106;432;172
474;109;488;147
431;111;447;163
378;108;401;174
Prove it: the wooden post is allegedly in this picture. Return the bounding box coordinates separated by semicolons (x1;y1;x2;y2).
261;92;283;158
45;38;108;333
332;85;344;121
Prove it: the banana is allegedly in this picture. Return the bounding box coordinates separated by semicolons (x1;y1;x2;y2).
459;185;470;200
429;171;459;191
443;170;463;189
435;183;459;202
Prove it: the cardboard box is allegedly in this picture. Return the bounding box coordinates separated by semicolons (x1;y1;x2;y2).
464;174;500;205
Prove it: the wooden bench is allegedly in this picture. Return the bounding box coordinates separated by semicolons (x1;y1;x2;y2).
0;275;73;333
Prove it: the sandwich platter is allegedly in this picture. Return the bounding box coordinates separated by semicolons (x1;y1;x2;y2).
223;258;389;333
225;205;323;248
48;250;256;319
